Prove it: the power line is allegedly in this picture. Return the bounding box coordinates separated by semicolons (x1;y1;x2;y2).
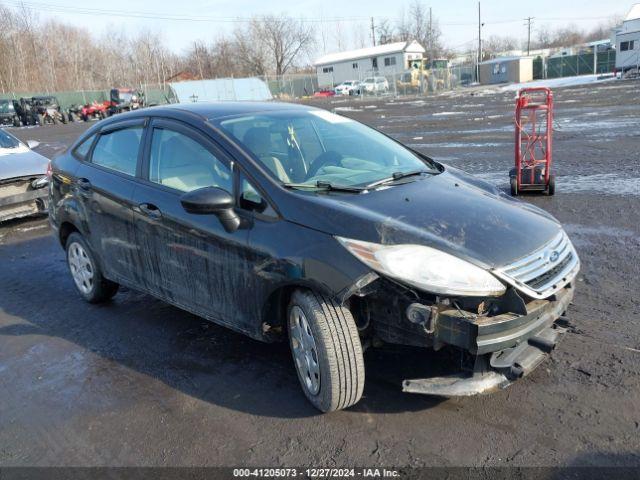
0;1;618;26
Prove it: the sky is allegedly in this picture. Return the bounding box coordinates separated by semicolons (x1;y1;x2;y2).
4;0;634;62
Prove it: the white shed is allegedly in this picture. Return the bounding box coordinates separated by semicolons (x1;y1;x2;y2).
613;3;640;72
314;41;425;87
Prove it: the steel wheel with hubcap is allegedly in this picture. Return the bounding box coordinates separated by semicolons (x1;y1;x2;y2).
65;232;119;303
289;305;321;395
68;241;94;295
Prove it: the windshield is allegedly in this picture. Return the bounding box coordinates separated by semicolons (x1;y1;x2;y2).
119;92;134;102
217;109;437;189
0;129;21;148
0;100;14;113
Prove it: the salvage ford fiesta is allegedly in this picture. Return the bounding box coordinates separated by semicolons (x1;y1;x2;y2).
49;102;580;412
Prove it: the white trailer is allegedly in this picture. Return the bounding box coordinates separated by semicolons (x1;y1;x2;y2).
314;41;425;88
613;4;640;74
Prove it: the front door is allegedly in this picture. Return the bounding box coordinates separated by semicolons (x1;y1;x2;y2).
131;119;252;331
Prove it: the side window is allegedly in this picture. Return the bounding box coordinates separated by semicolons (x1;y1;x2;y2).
239;172;276;217
149;128;232;193
91;127;142;176
73;133;96;160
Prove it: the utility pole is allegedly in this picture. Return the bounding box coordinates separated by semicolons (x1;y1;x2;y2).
477;1;482;82
525;17;534;55
371;17;376;46
429;7;433;68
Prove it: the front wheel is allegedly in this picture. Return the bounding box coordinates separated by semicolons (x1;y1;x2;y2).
510;177;518;196
66;232;119;303
287;290;365;412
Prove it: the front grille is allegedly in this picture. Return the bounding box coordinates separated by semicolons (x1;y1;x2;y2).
493;231;580;299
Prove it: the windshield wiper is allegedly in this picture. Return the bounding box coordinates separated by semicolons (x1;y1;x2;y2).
283;180;367;193
364;169;438;189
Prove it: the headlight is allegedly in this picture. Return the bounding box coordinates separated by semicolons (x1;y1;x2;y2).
336;237;506;297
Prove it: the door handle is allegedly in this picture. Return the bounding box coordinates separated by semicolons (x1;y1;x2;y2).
138;203;162;219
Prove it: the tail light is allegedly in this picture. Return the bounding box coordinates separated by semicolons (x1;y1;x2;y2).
46;161;52;178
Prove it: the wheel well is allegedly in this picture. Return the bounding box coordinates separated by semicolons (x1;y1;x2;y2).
262;285;299;338
261;284;364;340
59;222;79;248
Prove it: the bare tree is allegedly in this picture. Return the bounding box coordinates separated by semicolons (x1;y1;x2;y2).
254;15;315;76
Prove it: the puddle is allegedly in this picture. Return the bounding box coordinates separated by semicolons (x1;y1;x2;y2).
474;172;640;196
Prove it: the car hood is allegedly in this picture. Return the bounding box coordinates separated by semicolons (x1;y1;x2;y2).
282;167;562;269
0;146;49;180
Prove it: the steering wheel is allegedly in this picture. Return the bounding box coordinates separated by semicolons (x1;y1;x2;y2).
306;151;344;180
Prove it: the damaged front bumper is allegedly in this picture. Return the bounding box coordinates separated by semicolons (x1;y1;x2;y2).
401;285;574;397
0;176;49;222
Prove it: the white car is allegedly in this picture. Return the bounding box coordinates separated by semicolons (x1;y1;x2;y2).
334;80;362;96
362;76;389;93
0;129;49;222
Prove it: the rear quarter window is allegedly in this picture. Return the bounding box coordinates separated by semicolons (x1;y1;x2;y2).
72;134;97;160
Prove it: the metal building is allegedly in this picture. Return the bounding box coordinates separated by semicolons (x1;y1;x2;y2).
479;57;534;85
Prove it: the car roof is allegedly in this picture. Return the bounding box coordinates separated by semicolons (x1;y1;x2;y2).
145;101;315;120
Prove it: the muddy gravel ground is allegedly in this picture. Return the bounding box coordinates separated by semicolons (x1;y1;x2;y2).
1;79;639;468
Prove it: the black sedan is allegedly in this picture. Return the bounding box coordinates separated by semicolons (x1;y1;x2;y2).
49;102;580;412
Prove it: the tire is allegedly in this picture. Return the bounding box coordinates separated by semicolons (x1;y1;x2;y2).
66;232;119;303
37;114;44;126
287;289;365;412
13;117;20;127
546;175;555;196
510;177;518;196
61;112;68;124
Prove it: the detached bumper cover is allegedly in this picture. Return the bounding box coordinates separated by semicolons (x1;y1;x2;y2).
0;179;48;222
403;325;565;396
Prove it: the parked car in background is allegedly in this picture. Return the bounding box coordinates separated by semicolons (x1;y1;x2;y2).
0;129;49;222
313;89;335;97
334;80;362;96
362;76;389;93
32;96;68;125
50;102;579;413
0;99;21;127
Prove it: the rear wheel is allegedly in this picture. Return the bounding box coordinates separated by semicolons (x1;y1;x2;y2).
546;175;555;196
287;289;365;412
37;114;44;125
66;232;119;303
61;112;68;124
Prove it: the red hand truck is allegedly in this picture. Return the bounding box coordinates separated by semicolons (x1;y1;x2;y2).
510;87;555;196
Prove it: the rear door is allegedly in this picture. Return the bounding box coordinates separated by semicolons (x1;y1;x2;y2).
131;118;252;329
76;119;146;284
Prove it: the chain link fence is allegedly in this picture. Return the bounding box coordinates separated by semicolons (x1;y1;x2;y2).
547;50;616;78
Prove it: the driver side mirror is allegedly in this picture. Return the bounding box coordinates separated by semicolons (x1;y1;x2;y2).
180;186;241;233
